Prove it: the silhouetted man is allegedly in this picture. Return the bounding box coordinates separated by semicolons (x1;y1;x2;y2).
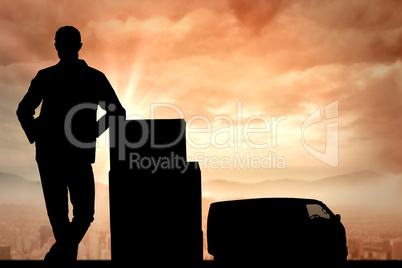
17;26;125;262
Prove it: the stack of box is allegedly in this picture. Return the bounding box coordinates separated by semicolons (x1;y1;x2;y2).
109;119;202;264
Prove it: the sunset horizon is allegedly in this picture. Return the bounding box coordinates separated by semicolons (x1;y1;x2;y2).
1;0;402;261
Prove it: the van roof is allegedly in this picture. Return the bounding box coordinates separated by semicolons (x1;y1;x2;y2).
210;197;324;207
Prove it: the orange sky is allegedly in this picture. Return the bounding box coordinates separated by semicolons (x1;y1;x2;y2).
1;0;402;186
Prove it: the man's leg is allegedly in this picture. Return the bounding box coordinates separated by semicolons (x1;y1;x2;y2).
68;162;95;246
37;161;70;242
37;160;73;261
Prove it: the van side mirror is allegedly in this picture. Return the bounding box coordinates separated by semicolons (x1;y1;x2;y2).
334;214;341;222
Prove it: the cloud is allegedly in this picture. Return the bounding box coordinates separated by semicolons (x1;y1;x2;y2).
1;0;402;179
228;0;285;33
341;61;402;173
302;0;402;31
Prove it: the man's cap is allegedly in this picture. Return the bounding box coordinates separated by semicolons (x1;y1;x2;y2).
55;26;81;44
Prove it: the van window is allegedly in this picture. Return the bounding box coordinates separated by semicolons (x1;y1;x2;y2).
306;204;330;220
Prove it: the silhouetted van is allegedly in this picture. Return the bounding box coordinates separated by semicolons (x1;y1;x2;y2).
207;198;347;264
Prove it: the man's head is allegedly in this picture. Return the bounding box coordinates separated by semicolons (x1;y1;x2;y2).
54;26;82;62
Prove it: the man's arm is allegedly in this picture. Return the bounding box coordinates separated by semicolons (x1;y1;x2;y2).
97;73;126;137
16;72;44;144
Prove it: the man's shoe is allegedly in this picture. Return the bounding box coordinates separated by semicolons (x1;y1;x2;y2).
44;242;78;262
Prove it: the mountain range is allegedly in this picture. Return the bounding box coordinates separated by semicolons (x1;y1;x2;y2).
0;171;111;231
0;172;43;205
202;170;402;218
1;169;401;219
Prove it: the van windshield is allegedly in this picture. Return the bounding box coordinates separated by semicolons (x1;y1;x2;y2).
306;204;331;220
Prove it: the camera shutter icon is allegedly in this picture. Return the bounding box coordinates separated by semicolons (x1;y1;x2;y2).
301;100;339;167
